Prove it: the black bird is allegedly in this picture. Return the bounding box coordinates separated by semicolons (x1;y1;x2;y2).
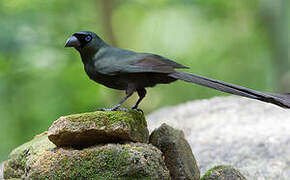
65;31;290;110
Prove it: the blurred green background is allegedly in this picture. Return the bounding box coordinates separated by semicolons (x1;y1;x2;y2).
0;0;289;161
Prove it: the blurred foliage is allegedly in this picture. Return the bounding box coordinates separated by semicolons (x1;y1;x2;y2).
0;0;289;161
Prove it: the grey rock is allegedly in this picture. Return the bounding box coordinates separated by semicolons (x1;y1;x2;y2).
150;123;200;180
0;161;4;179
147;96;290;180
4;133;170;180
200;165;246;180
48;110;149;147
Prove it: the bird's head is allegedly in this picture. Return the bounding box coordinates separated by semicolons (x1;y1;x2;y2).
65;31;105;54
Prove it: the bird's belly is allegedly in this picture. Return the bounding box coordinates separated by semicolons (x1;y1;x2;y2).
119;73;176;89
85;66;176;90
87;72;127;90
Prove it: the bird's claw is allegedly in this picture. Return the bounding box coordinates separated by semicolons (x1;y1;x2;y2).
118;108;129;112
98;108;116;111
98;105;143;113
98;107;129;112
130;107;144;114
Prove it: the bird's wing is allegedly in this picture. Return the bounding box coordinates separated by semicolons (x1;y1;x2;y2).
96;52;189;75
127;54;189;72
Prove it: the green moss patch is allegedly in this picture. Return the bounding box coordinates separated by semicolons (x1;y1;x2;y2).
4;135;170;179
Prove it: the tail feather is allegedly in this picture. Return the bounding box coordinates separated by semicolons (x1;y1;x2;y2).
169;71;290;108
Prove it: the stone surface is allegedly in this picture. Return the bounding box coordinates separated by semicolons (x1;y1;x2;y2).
200;165;246;180
48;110;149;147
0;161;4;179
4;132;55;179
4;133;170;180
147;96;290;180
150;123;200;180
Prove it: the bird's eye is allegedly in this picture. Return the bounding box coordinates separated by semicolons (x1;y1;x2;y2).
85;35;92;42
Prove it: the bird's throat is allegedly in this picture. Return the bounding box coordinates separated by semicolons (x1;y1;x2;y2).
78;48;98;64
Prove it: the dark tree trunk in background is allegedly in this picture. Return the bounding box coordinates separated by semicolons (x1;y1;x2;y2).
259;0;290;92
100;0;117;46
279;0;290;91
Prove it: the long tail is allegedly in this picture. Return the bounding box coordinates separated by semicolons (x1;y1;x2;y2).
169;71;290;108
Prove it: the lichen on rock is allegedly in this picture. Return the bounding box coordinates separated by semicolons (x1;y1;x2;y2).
48;110;149;148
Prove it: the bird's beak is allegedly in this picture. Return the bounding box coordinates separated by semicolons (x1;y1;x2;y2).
65;36;81;47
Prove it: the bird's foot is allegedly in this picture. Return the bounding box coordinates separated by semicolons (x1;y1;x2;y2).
98;107;129;112
118;108;129;112
130;106;144;114
98;104;121;111
98;108;117;111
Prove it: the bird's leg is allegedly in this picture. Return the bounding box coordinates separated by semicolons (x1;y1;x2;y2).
111;92;133;110
131;88;146;110
99;85;135;111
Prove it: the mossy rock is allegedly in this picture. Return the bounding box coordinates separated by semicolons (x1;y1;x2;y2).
4;132;55;179
4;133;170;179
201;165;247;180
48;110;149;147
